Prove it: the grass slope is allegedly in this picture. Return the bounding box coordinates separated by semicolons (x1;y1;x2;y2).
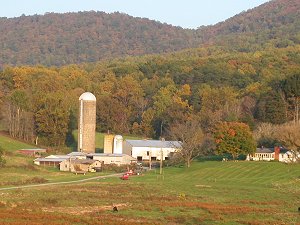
0;134;36;152
0;132;141;188
0;161;299;224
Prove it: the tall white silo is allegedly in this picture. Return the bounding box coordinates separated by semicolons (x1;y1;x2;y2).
113;135;123;154
78;92;96;153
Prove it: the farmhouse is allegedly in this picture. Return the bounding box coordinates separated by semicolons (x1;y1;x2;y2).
86;153;136;166
123;140;181;161
60;159;101;173
246;146;296;163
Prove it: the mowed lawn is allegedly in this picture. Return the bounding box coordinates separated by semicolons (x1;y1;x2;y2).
0;161;299;225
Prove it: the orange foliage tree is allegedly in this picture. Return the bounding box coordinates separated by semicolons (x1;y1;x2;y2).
214;122;256;159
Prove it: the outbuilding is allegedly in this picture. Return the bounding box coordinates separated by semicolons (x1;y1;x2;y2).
60;159;101;172
17;148;47;157
34;157;68;167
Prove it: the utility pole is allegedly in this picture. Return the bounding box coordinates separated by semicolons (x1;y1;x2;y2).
160;138;164;175
149;151;152;170
160;148;163;175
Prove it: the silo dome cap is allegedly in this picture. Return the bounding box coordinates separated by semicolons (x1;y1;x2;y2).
79;92;96;101
114;135;123;140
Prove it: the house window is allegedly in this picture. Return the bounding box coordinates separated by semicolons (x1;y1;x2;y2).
151;157;156;161
137;156;142;161
147;151;149;156
165;157;169;160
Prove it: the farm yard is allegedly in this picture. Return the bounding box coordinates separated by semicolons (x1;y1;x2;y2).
0;161;299;225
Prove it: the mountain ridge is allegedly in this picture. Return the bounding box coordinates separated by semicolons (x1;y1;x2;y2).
0;0;299;68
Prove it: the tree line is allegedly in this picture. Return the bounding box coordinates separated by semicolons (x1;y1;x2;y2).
0;45;300;155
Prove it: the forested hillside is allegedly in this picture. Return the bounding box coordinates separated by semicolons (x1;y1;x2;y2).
1;45;300;147
0;0;299;68
199;0;300;50
0;11;200;68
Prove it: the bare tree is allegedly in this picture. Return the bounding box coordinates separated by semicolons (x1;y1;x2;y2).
275;123;300;162
168;119;206;168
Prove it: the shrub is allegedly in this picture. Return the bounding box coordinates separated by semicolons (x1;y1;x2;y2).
0;146;6;168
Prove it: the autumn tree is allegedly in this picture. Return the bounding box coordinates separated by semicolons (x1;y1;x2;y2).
198;85;240;132
255;90;287;124
282;73;300;123
3;90;35;141
168;118;205;168
152;84;193;138
35;92;70;146
214;122;256;160
253;123;279;147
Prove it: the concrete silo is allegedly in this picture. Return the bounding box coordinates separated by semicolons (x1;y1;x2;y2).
78;92;96;153
104;133;115;154
113;135;123;154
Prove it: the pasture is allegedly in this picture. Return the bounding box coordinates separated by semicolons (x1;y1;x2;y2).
0;161;299;224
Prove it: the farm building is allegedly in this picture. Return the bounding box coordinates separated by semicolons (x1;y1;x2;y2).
87;153;136;166
17;148;47;157
246;147;297;163
34;153;84;167
123;140;181;161
34;157;68;167
60;159;101;173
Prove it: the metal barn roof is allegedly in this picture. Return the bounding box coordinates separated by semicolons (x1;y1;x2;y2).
125;140;181;148
87;153;134;158
67;152;87;156
34;158;68;162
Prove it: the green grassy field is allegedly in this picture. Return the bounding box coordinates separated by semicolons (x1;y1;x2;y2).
0;134;299;224
0;161;299;225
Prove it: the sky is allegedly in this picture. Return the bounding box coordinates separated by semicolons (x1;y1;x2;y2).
0;0;270;29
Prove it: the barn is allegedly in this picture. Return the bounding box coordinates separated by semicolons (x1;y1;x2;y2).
123;140;181;161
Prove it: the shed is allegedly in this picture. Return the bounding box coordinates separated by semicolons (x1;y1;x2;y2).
60;159;101;172
17;148;47;157
34;157;67;167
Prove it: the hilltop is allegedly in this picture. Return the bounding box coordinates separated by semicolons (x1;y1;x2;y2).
199;0;300;50
0;0;299;68
0;11;200;67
